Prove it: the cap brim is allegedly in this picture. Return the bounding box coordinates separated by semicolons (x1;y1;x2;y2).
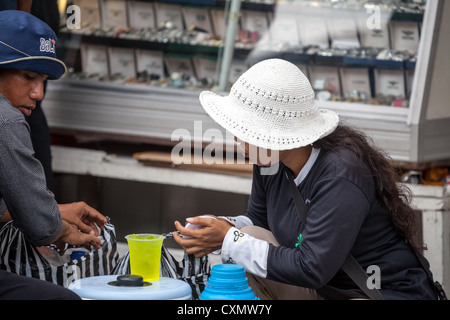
199;90;339;150
0;56;67;80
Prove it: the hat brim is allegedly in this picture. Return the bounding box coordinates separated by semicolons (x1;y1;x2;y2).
0;56;67;80
199;90;339;151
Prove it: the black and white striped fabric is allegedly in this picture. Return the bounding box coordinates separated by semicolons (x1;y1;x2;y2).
0;221;119;287
111;247;210;300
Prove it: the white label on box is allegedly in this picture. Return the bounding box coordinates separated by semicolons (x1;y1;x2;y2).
358;18;390;49
327;18;360;48
390;21;420;53
102;0;128;28
164;56;195;77
298;16;329;49
375;69;405;97
193;57;217;80
210;9;227;37
127;1;155;29
269;13;300;46
73;0;101;26
182;7;213;34
340;68;371;97
241;10;269;34
135;49;164;78
81;44;109;76
155;3;183;30
108;47;136;79
308;65;341;96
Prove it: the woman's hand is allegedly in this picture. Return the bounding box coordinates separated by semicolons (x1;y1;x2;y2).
173;216;233;258
58;202;107;236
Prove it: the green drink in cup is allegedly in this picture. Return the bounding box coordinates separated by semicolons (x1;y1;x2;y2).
125;234;164;282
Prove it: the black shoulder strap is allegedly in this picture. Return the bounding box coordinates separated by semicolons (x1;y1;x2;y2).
412;247;447;300
285;169;385;300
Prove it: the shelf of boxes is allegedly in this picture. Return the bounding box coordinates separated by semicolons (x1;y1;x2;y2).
44;0;450;164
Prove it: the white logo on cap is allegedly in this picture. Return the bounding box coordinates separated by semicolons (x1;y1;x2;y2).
39;38;55;54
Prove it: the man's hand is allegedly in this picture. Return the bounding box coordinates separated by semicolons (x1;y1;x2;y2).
51;220;103;251
58;202;107;236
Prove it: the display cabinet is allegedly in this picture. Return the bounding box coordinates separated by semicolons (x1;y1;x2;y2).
43;0;450;165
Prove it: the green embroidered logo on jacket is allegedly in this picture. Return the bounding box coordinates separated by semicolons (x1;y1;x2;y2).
295;234;303;248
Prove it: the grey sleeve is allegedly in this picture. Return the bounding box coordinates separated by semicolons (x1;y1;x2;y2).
0;121;62;246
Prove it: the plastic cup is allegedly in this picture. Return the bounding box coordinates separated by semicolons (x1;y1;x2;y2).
125;234;164;282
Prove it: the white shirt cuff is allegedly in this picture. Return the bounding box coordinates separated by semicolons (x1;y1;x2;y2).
221;227;269;278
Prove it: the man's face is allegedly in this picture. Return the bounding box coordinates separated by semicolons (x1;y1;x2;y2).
0;69;48;117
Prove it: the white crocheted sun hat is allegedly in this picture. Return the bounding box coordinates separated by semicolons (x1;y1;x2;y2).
199;58;339;151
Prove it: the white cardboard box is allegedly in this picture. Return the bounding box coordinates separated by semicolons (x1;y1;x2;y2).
241;10;269;35
327;17;360;48
308;65;342;96
108;47;136;79
102;0;128;28
164;55;195;78
127;1;156;29
298;15;329;49
375;68;406;97
389;21;420;53
155;3;184;30
135;49;164;78
340;67;371;97
182;7;213;34
192;56;217;80
210;9;227;38
73;0;101;26
269;13;300;47
81;44;109;77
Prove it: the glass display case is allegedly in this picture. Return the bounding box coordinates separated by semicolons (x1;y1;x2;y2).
44;0;450;165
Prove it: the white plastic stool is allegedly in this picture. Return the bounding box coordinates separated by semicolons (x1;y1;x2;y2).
69;275;192;300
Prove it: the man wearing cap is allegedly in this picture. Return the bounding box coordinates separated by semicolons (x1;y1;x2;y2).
0;10;106;299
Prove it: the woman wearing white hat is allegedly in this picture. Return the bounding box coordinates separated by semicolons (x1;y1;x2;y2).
174;59;439;300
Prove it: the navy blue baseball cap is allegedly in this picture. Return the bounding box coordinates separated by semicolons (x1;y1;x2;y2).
0;10;67;80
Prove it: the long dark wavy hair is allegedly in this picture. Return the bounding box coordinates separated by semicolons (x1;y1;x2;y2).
313;124;419;248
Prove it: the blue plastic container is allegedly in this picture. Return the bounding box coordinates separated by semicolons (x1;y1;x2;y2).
199;264;259;300
71;251;86;260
